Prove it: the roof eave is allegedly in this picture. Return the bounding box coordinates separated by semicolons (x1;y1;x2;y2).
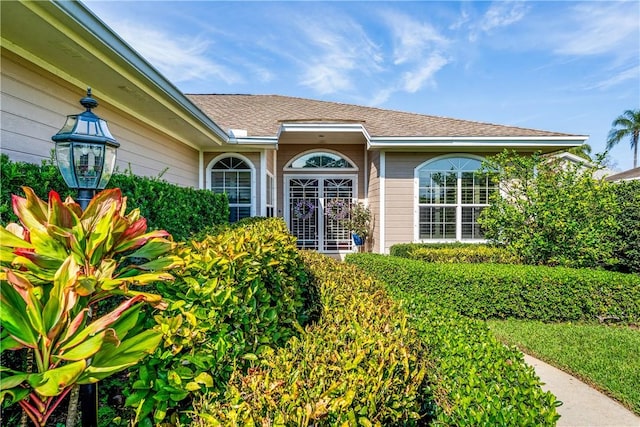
368;135;588;151
5;0;229;149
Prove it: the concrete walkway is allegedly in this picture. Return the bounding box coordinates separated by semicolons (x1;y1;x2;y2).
524;354;640;427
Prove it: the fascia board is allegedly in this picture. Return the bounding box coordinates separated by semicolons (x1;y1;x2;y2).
229;136;279;148
368;135;588;149
23;1;229;146
277;123;372;139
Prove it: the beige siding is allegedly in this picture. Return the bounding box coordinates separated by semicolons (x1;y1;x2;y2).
266;148;276;173
383;153;425;252
367;151;381;253
1;51;199;187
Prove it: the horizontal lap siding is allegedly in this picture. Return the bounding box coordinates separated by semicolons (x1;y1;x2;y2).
1;52;199;187
367;151;381;253
383;153;434;252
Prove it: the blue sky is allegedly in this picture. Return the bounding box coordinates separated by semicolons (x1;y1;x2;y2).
84;1;639;171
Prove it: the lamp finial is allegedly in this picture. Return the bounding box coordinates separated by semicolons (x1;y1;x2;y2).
80;87;98;111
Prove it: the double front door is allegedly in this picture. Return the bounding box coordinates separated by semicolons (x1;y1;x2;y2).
286;176;356;252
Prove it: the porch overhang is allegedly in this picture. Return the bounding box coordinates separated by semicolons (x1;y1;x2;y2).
277;123;370;146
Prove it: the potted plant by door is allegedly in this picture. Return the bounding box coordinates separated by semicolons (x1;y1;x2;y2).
344;201;371;251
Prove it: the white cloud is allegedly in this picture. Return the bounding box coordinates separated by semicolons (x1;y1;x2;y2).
469;1;528;42
383;11;449;65
107;21;242;85
402;53;449;93
480;1;528;32
553;2;639;57
294;13;383;94
589;65;640;90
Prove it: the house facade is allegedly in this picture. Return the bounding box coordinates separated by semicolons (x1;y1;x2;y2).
1;1;587;254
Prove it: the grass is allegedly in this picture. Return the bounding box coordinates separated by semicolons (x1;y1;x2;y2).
487;319;640;415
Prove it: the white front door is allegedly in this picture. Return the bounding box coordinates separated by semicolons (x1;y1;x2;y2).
285;176;356;252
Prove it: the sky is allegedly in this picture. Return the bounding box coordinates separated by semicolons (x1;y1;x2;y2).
83;0;640;171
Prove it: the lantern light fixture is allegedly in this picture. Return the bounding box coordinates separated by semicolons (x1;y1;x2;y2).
52;87;119;208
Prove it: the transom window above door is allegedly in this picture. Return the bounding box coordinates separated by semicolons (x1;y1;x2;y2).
287;151;356;170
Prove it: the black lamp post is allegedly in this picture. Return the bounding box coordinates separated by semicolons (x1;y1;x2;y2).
52;87;119;210
51;87;119;427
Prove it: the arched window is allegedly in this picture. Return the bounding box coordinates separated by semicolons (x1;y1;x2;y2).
287;151;356;170
416;156;494;241
208;155;254;222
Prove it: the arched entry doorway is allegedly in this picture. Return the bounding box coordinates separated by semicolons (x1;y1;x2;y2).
284;150;357;252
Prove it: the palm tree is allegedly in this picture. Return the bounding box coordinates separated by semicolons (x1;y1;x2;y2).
607;109;640;169
567;143;593;160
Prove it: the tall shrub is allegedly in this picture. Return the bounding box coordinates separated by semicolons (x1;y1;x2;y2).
478;150;620;268
125;218;310;425
0;155;229;240
611;180;640;274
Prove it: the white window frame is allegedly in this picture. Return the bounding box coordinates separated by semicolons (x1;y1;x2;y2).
414;154;490;243
266;171;275;217
206;153;256;221
284;149;358;172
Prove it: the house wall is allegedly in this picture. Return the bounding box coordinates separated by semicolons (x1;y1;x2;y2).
1;50;199;187
382;151;500;253
367;151;381;253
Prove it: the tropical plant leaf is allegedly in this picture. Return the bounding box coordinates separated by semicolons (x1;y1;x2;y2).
34;360;86;397
0;225;33;249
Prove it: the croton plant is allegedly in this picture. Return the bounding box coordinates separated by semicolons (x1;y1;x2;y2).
0;187;181;426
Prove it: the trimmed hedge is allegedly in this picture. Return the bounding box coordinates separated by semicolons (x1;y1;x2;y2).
0;154;229;241
345;253;560;426
107;172;229;241
346;254;640;323
400;300;559;426
125;218;310;425
189;251;433;426
393;244;521;264
390;242;477;258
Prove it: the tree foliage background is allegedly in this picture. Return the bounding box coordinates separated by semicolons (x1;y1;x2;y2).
478;151;620;269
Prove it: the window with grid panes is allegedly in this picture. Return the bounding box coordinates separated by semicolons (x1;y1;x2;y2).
210;156;252;222
417;157;494;241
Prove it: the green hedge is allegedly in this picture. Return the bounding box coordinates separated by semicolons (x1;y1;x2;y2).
392;243;521;264
125;218;311;425
390;242;477;258
0;154;229;241
189;251;433;426
345;253;560;426
611;180;640;274
346;254;640;323
392;298;559;426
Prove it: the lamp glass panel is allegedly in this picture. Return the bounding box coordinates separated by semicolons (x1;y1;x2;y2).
58;116;78;134
55;142;78;188
97;145;117;189
98;119;115;139
73;143;103;188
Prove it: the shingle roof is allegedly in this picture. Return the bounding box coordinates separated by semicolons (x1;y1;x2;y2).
186;94;580;138
605;167;640;181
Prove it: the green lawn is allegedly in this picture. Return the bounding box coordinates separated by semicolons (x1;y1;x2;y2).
487;319;640;415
